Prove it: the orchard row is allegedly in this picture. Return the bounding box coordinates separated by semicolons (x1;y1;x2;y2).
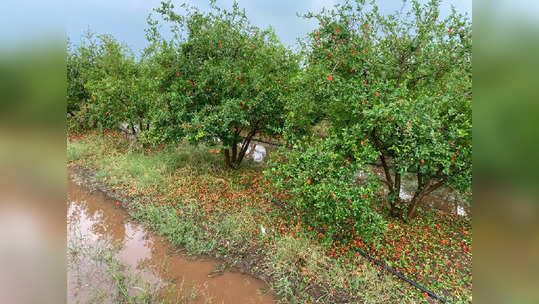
67;0;471;241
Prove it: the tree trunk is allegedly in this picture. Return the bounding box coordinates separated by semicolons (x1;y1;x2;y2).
224;149;231;168
231;141;237;164
407;192;426;219
407;179;444;219
378;153;401;217
236;129;256;165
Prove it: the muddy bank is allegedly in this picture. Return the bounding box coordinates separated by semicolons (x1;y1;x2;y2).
67;168;275;304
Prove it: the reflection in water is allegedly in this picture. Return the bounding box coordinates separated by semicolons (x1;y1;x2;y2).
67;176;274;304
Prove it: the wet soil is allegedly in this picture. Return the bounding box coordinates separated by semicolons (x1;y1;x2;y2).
67;173;275;304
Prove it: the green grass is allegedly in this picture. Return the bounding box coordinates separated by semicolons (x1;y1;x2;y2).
68;133;223;193
67;139;93;162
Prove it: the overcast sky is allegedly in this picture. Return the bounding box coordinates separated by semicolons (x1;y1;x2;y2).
0;1;471;53
64;0;472;54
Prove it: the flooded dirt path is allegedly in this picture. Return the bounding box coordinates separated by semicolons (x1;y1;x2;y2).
67;175;275;304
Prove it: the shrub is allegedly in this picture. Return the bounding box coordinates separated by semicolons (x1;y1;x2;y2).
146;0;300;168
67;34;99;129
84;35;153;134
265;136;385;241
285;0;472;219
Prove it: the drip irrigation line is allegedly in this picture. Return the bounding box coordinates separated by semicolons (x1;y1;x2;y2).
265;195;448;303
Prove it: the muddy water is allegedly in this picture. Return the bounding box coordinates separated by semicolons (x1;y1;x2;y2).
67;177;275;304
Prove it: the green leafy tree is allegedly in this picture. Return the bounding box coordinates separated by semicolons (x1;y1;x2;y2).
148;0;300;168
284;0;472;219
83;35;153;134
67;34;100;128
139;38;188;145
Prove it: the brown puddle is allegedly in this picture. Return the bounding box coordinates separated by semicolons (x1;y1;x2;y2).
67;176;275;304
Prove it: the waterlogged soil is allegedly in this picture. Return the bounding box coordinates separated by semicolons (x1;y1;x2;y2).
67;175;275;304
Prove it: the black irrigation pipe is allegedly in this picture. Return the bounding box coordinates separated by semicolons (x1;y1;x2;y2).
265;195;448;303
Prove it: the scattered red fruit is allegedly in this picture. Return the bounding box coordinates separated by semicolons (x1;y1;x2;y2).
307;179;311;185
237;75;242;80
375;91;379;97
365;25;370;30
327;75;333;81
116;201;120;207
421;158;425;164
